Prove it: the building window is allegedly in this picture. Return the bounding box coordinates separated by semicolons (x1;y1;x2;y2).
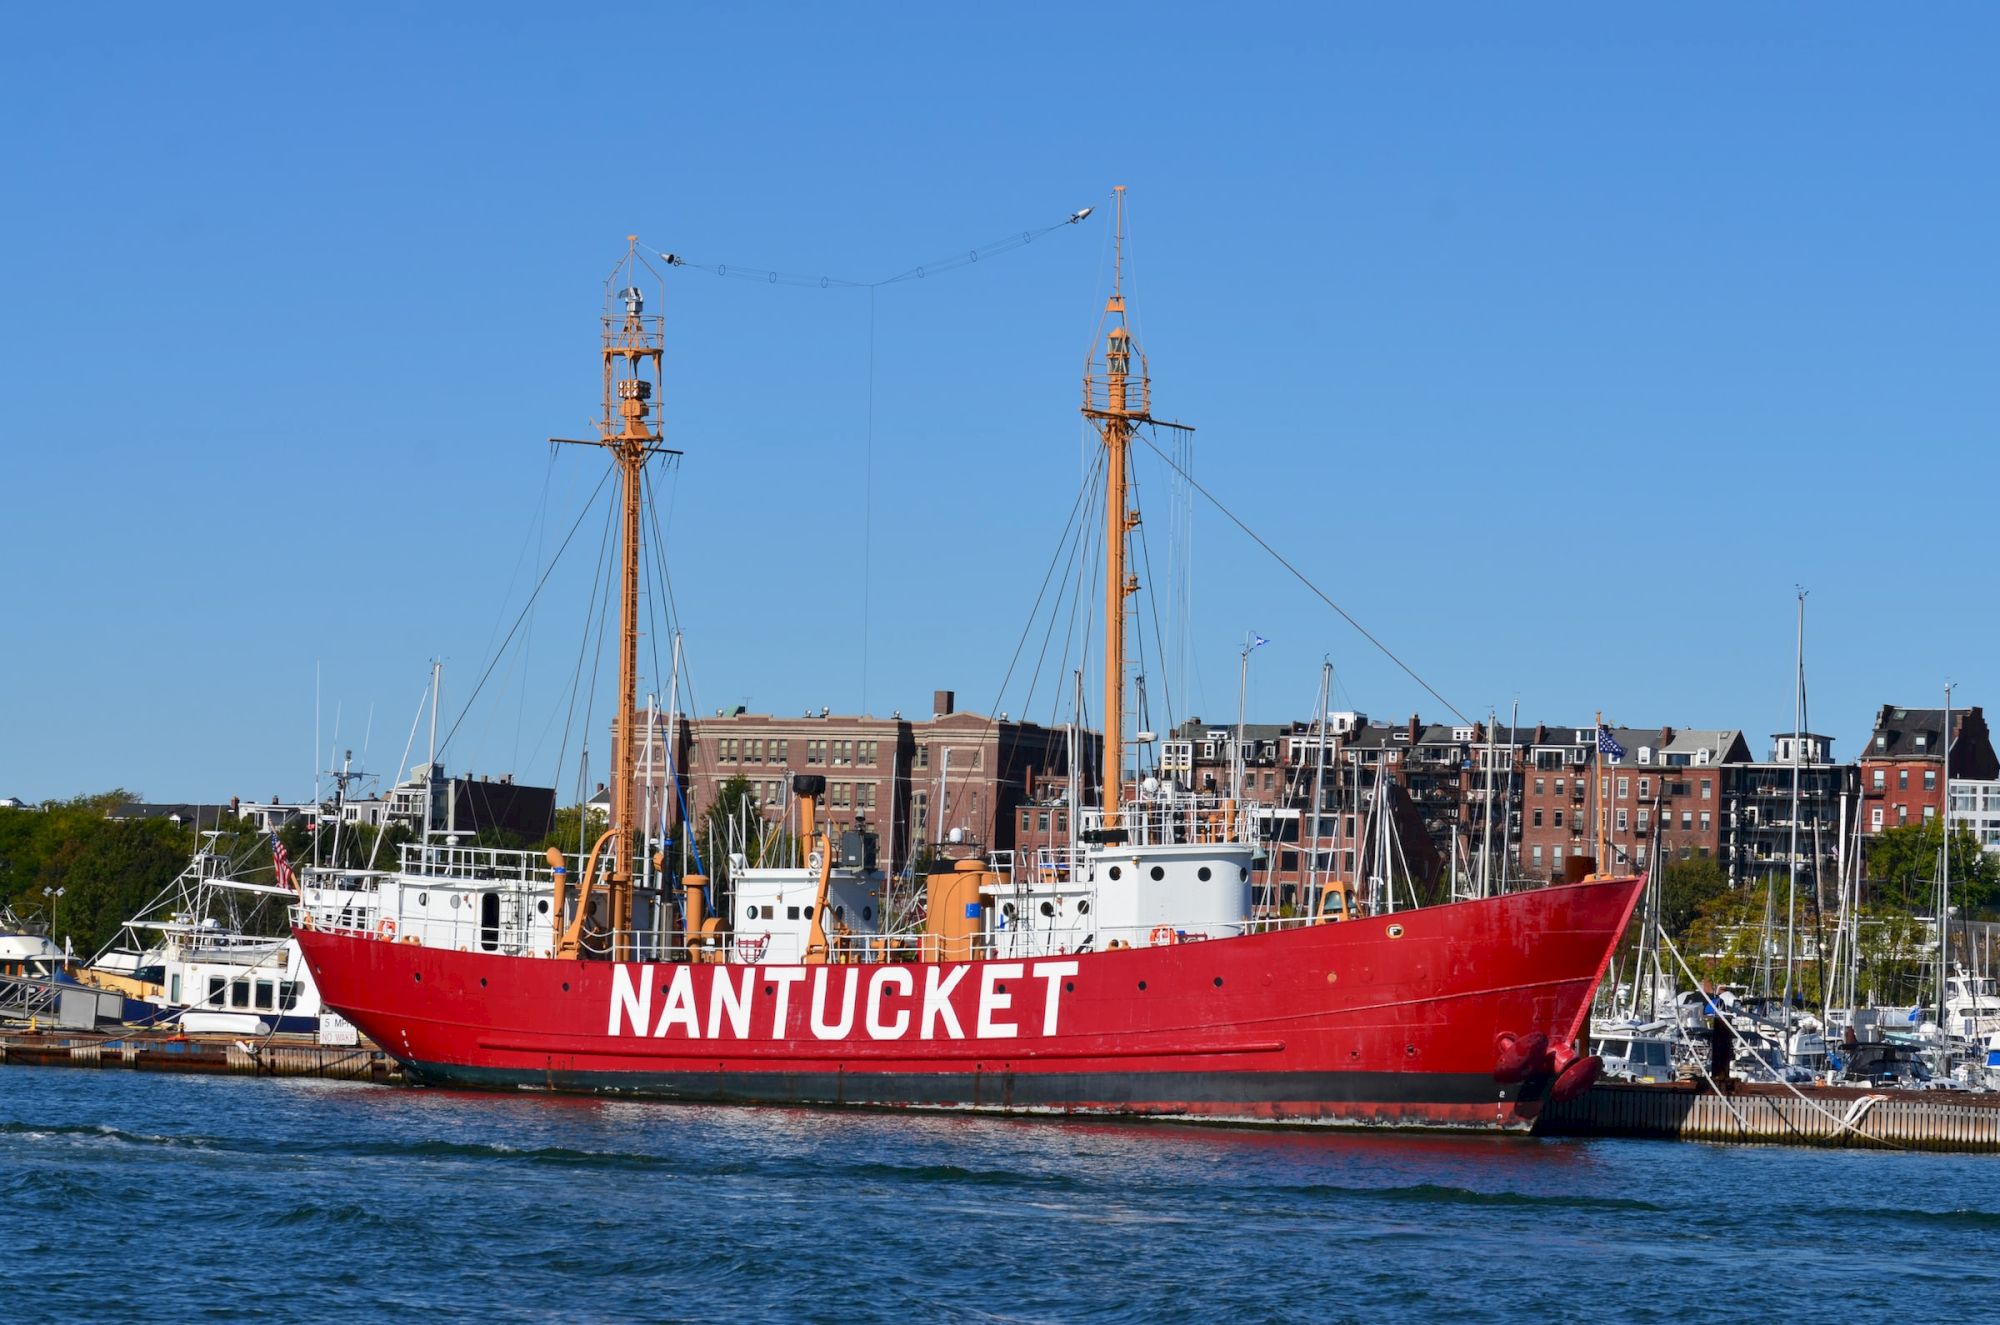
1638;810;1650;831
1021;809;1031;831
1037;810;1050;832
1533;809;1544;828
1532;846;1543;867
914;792;928;834
1923;805;1936;823
1616;809;1628;831
775;739;789;762
1898;770;1909;790
1872;769;1885;791
1553;847;1564;867
1617;776;1629;799
1535;778;1546;795
915;744;929;770
1700;781;1711;800
1636;844;1648;865
1925;770;1937;791
1898;805;1908;825
1699;811;1711;832
1681;811;1692;829
861;740;878;765
1554;779;1565;795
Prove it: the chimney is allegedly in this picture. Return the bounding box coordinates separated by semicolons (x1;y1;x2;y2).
230;795;240;816
1533;724;1547;745
1659;726;1674;748
1407;713;1421;745
934;689;956;718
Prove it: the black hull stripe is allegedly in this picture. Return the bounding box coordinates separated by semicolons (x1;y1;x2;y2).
402;1060;1542;1127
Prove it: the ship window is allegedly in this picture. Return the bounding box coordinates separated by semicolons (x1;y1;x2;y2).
1002;903;1016;919
1198;866;1212;881
419;892;430;907
208;976;225;1006
480;892;501;951
1239;867;1250;881
1108;866;1122;881
280;982;301;1011
537;899;550;915
231;981;251;1009
255;982;275;1011
170;974;181;1003
788;906;801;920
1077;900;1090;915
1149;866;1165;881
1039;901;1055;917
803;906;814;919
863;906;874;921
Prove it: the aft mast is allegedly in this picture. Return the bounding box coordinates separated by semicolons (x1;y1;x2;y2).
1082;187;1188;818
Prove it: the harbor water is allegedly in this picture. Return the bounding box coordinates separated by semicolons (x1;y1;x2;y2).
5;1066;1998;1323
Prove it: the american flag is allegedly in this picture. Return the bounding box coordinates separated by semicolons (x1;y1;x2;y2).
270;833;296;891
1597;725;1626;761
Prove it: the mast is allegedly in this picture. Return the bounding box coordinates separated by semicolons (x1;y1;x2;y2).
1782;589;1805;1012
1082;187;1187;819
552;239;675;961
1307;663;1331;910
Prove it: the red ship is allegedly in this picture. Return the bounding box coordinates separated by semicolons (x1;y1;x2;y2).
295;198;1640;1131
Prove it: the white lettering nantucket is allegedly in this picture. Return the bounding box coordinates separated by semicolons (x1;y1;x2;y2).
921;963;968;1040
609;963;653;1036
977;963;1026;1038
864;967;914;1039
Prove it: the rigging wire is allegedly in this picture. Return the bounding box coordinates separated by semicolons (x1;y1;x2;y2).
652;209;1094;292
435;465;615;762
1132;430;1471;726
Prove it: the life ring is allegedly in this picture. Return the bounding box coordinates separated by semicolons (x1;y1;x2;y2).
376;917;398;941
1148;925;1176;947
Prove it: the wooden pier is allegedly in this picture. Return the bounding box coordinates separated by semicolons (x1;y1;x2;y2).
0;1030;402;1084
1539;1078;2000;1152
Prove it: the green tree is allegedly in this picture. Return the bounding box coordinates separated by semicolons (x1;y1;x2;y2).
1660;854;1729;938
1867;820;1999;917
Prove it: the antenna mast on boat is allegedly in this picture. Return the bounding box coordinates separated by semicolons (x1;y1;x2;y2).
1083;187;1189;814
551;238;680;960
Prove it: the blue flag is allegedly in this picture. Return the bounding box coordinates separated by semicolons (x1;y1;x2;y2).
1597;725;1626;760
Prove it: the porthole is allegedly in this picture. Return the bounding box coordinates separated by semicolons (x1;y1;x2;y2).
1108;866;1122;881
536;900;550;915
1137;980;1148;991
561;982;570;992
479;977;488;988
835;906;846;920
1387;924;1405;939
1039;901;1056;917
1002;903;1018;919
1064;981;1075;993
413;972;422;983
1213;976;1224;988
1077;900;1090;915
418;892;429;906
764;985;775;995
863;906;874;921
450;894;461;910
1149;866;1165;881
1197;866;1211;882
1239;867;1250;882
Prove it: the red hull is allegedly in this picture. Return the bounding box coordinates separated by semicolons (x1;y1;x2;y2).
295;877;1641;1132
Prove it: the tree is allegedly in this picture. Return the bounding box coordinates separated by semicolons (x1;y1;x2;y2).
1659;855;1729;938
1867;820;2000;917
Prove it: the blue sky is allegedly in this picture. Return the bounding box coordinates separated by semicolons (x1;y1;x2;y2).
2;5;1995;803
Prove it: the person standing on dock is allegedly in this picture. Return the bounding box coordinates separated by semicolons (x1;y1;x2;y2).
1710;1013;1735;1091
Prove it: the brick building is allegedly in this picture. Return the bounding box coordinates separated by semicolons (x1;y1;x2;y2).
1720;733;1855;889
1859;705;1998;835
637;690;1078;877
1516;726;1752;881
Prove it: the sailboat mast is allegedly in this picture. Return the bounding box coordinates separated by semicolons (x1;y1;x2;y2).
1783;589;1805;1010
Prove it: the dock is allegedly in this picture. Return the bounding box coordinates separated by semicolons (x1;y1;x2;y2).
1539;1078;2000;1152
0;1029;403;1084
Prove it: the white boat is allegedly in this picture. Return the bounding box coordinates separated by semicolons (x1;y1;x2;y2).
84;832;330;1034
